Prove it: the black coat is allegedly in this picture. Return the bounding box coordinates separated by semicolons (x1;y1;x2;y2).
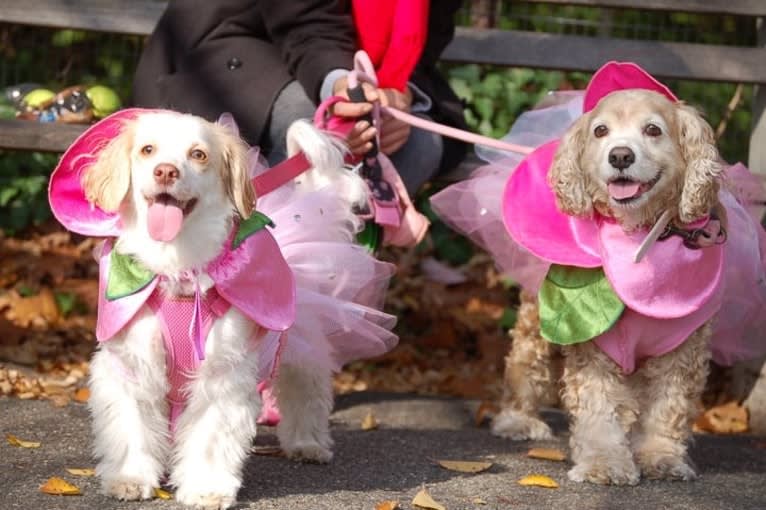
132;0;467;167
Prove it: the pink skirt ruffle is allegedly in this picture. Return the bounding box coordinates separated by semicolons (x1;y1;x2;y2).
257;178;398;374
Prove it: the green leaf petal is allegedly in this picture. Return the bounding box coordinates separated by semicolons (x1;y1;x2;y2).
538;265;625;345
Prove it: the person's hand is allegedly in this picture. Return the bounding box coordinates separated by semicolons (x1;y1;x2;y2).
332;75;378;155
331;76;413;156
377;87;412;155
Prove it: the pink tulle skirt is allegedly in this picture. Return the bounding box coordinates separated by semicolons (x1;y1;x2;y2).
257;179;398;374
431;93;766;367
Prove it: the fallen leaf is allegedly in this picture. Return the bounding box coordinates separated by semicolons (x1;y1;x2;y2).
517;474;559;489
6;433;41;448
154;488;173;500
474;401;499;427
472;497;487;505
39;477;81;495
375;500;400;510
251;446;285;457
73;387;90;403
527;448;566;462
412;486;446;510
65;468;95;476
693;401;749;434
361;410;378;431
437;460;493;473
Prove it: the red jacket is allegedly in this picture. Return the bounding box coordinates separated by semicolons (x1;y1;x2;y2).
352;0;429;91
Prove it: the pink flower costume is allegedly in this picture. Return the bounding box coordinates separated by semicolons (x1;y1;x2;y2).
431;62;766;373
49;108;398;429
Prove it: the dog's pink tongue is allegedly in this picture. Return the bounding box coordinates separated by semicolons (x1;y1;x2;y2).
148;201;184;242
608;181;641;200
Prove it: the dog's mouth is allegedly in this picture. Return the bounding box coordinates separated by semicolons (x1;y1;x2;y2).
145;193;198;242
607;173;661;204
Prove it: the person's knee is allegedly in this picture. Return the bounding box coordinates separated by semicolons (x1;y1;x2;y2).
266;81;316;164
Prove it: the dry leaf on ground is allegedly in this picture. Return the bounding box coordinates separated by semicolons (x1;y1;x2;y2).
436;460;493;473
412;486;447;510
73;387;90;403
693;401;749;434
251;446;285;457
361;410;379;430
375;500;400;510
154;488;173;500
39;477;81;495
472;497;487;505
517;474;559;488
6;433;40;448
65;468;95;476
527;448;566;462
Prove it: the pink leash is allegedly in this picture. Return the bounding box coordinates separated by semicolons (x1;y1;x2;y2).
251;50;534;196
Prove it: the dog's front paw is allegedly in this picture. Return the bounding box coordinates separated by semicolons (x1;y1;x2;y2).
568;456;640;486
283;441;334;463
102;478;155;501
638;453;698;481
491;409;554;440
175;489;236;510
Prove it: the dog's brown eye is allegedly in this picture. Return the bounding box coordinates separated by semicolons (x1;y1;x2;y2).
140;145;154;156
189;148;207;162
594;125;609;138
644;124;662;137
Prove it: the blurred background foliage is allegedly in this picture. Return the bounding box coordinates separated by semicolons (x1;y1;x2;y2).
0;0;759;237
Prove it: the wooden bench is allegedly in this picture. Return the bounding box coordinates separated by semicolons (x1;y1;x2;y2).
2;0;766;174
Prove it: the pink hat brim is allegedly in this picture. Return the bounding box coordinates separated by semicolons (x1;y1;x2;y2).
48;108;155;237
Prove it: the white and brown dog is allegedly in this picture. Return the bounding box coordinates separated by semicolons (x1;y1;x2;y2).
50;109;395;508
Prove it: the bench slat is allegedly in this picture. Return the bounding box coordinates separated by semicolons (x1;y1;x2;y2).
443;28;766;84
523;0;766;17
0;0;165;36
0;120;86;153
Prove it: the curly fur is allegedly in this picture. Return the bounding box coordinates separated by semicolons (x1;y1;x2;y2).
494;90;721;485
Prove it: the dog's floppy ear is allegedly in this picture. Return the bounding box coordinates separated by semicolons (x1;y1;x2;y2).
81;122;134;212
217;128;255;219
675;102;723;223
548;113;593;216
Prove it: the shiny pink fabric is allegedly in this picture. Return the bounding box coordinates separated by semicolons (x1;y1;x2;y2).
96;229;296;343
502;141;602;268
96;240;159;342
48;108;155;237
598;219;724;319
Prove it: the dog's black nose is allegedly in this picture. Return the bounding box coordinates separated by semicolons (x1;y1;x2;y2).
608;146;635;170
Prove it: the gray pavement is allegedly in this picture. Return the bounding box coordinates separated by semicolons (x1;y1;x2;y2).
2;392;765;510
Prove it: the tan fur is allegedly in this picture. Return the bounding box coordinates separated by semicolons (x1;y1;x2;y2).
82;120;135;212
214;125;255;219
495;90;722;485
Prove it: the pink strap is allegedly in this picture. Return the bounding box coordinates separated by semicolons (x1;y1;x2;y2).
252;152;312;196
382;105;534;155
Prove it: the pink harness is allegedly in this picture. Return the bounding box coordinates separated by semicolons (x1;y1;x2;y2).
146;286;231;432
